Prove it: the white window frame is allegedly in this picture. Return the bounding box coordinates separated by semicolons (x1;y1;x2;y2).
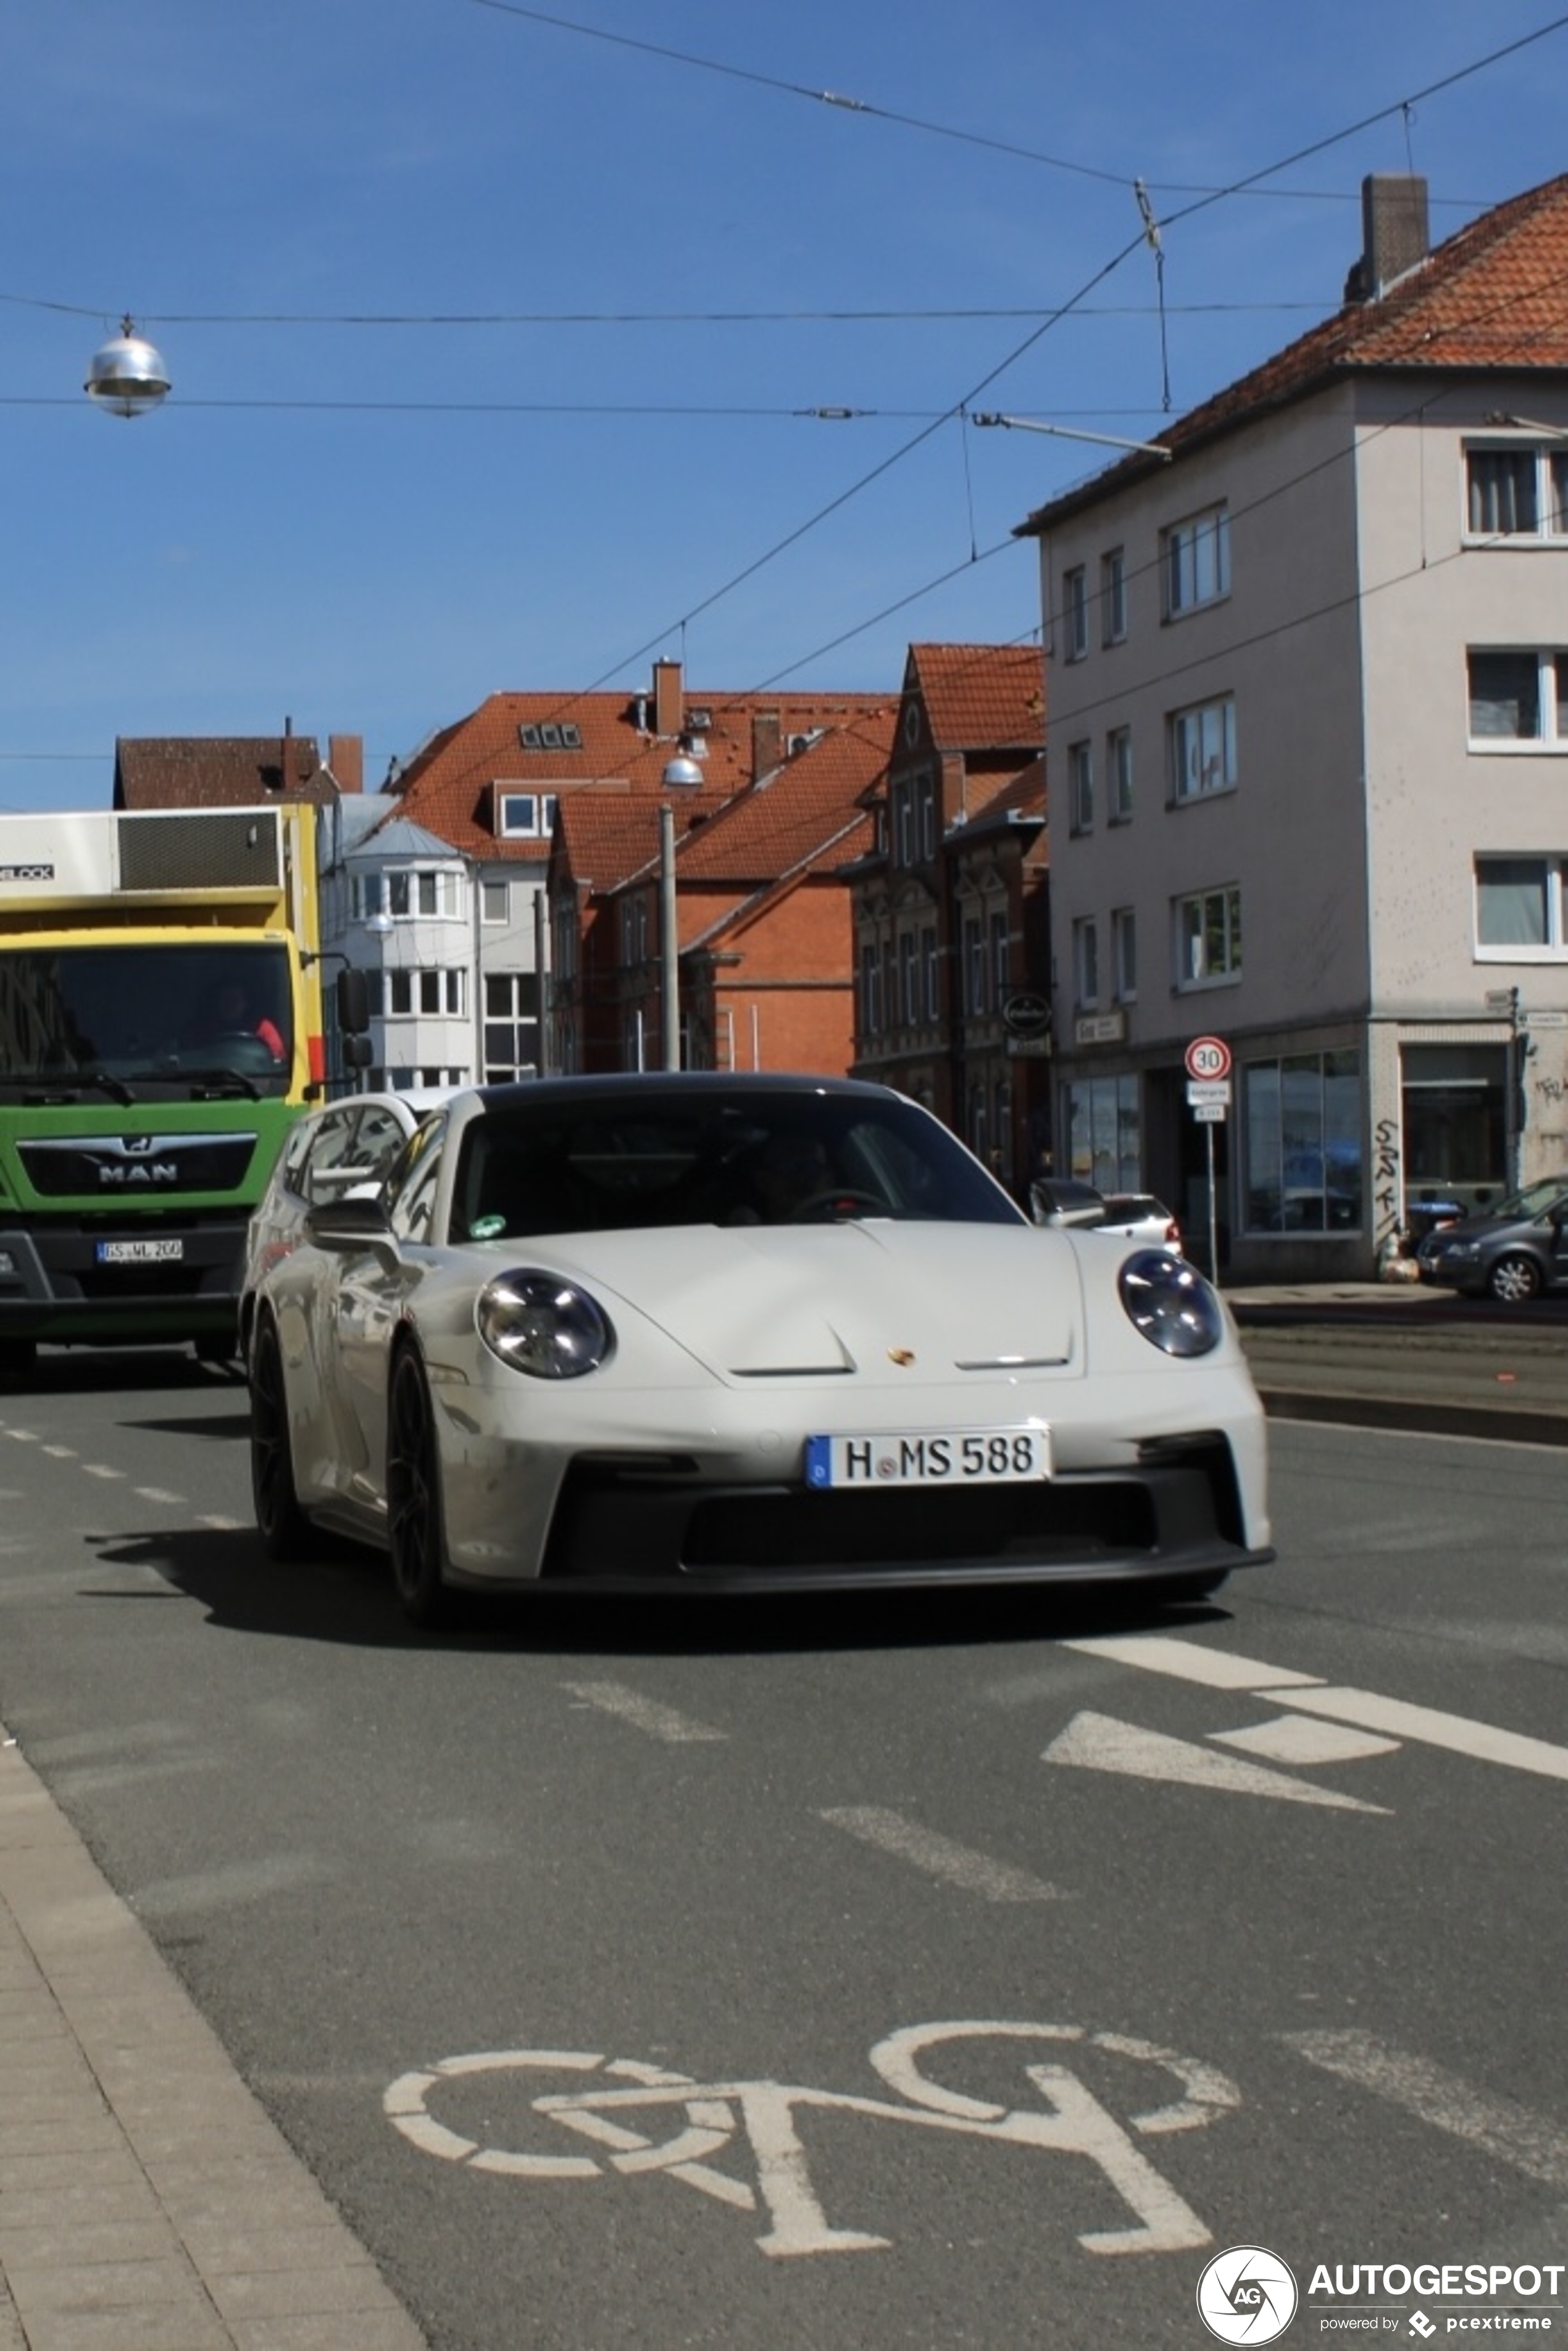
498;791;559;839
1464;440;1568;542
1162;504;1230;618
899;932;919;1026
1474;854;1568;958
1169;696;1237;802
1175;886;1243;988
1107;725;1133;824
1466;649;1568;749
482;879;509;925
1069;741;1094;834
1073;916;1099;1009
1112;906;1138;1002
989;907;1010;1001
1063;566;1088;661
1101;548;1127;645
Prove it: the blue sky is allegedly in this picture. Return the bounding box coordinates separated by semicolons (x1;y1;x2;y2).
3;0;1566;810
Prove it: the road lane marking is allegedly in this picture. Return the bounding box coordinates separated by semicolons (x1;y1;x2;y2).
82;1463;125;1480
1209;1717;1399;1766
1043;1712;1390;1812
1272;1685;1568;1782
819;1806;1068;1902
1062;1635;1323;1690
562;1680;727;1744
134;1487;185;1505
1285;2030;1568;2191
1063;1633;1568;1784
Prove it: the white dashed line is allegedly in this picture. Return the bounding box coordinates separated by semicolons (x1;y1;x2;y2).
135;1488;185;1505
819;1806;1067;1902
82;1464;125;1481
1285;2030;1568;2191
562;1681;728;1745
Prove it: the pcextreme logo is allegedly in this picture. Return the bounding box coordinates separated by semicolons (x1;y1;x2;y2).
1197;2245;1299;2344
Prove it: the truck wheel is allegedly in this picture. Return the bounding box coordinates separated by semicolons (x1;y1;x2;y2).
249;1316;312;1560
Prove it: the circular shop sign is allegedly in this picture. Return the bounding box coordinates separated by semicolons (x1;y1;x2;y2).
1003;990;1052;1040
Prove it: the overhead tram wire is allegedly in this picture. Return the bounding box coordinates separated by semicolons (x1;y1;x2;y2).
462;0;1568;207
515;14;1568;730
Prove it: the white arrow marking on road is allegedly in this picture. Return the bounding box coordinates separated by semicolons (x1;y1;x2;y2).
1064;1634;1568;1784
1043;1711;1391;1811
1285;2030;1568;2191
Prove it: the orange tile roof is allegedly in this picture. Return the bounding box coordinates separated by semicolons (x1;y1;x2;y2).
675;714;892;887
904;645;1046;751
1022;170;1568;533
391;686;888;860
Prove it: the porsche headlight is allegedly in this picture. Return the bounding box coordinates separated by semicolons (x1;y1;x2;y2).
477;1269;614;1379
1118;1250;1225;1358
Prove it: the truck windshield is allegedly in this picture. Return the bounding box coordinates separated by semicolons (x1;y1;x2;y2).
0;944;294;1096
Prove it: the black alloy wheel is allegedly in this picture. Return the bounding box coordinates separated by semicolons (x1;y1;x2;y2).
249;1314;312;1560
386;1346;452;1627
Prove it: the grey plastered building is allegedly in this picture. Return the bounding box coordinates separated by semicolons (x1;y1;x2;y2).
1017;172;1568;1279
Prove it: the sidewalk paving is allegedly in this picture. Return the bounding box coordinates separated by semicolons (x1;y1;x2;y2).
0;1731;427;2351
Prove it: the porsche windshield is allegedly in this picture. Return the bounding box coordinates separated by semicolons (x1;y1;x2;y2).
0;943;294;1098
449;1086;1026;1239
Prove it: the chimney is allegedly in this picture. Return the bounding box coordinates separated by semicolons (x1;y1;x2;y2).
327;734;364;794
751;708;782;780
653;657;683;740
1344;173;1429;304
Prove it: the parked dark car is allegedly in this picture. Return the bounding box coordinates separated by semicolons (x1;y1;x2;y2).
1416;1174;1568;1303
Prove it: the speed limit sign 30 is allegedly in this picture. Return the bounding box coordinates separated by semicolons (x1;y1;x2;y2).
1185;1035;1232;1082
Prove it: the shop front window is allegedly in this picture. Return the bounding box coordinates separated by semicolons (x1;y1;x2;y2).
1244;1051;1362;1234
1399;1045;1508;1222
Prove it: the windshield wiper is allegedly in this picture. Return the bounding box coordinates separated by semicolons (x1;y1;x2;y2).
183;1066;263;1101
19;1070;140;1106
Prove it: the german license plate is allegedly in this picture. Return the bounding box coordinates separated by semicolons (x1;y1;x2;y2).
805;1427;1049;1490
95;1238;183;1264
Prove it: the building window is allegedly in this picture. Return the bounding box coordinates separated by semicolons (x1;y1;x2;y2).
1107;726;1133;823
918;772;936;859
1475;855;1568;954
1176;887;1242;986
1244;1051;1362;1234
899;932;919;1025
860;942;882;1037
498;792;559;838
1467;649;1568;745
964;916;986;1014
1169;696;1237;801
1162;504;1230;617
482;879;509;924
894;783;915;867
1072;917;1099;1008
1069;741;1093;834
922;926;940;1021
1112;906;1137;1001
418;969;465;1016
1466;443;1568;539
1101;548;1127;645
1064;566;1088;661
1064;1072;1140;1191
989;908;1010;1000
483;972;540;1080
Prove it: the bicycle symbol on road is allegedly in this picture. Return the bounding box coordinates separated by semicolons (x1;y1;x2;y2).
385;2018;1240;2260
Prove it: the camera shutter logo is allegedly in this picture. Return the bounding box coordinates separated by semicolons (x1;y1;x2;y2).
1196;2245;1298;2344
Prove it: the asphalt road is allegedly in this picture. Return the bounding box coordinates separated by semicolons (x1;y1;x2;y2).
0;1347;1565;2348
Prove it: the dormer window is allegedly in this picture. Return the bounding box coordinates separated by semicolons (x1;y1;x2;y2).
517;722;582;751
498;791;559;838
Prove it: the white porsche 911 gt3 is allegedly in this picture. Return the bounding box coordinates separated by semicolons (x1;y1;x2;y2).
247;1073;1272;1624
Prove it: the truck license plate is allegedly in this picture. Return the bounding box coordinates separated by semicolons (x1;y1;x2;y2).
95;1238;184;1264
